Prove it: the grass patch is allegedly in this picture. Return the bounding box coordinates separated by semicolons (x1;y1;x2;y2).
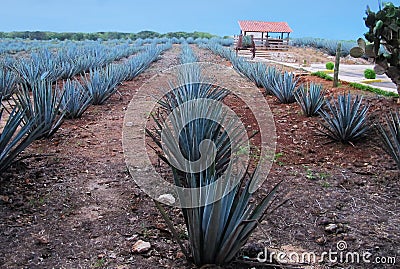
311;71;333;81
349;82;399;98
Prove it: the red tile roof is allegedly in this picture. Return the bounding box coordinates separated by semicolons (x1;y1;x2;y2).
238;20;293;33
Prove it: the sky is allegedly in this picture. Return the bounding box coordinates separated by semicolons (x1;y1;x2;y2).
0;0;399;40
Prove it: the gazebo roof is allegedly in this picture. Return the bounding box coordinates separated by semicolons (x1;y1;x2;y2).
238;20;293;33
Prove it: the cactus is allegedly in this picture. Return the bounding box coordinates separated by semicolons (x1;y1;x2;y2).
333;43;341;87
350;2;400;94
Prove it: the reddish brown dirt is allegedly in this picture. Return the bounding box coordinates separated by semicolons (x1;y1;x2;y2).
0;45;399;269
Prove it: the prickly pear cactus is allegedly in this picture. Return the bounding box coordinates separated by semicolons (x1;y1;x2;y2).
350;2;400;94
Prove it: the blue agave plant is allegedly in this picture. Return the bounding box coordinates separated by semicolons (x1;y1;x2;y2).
376;110;400;169
294;83;326;116
318;93;370;144
146;64;279;266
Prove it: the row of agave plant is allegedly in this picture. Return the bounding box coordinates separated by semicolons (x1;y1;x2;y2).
202;41;400;169
290;37;357;57
0;37;233;98
147;45;279;266
0;41;146;97
180;42;198;64
0;37;232;59
0;42;171;173
0;38;70;55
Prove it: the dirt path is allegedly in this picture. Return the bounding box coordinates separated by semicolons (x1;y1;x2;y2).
0;45;188;269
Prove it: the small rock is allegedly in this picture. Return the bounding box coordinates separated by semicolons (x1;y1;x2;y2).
317;217;331;226
157;194;176;205
343;234;356;241
175;251;185;259
126;234;138;241
37;236;49;244
325;223;338;233
132;240;151;253
315;237;326;245
109;252;117;259
0;195;10;203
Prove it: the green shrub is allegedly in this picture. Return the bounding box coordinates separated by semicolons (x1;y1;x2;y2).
349;82;398;97
325;62;334;70
311;71;333;81
364;68;376;79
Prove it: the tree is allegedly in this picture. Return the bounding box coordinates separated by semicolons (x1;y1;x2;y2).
350;2;400;94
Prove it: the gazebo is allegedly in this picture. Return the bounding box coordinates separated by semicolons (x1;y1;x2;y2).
236;20;293;50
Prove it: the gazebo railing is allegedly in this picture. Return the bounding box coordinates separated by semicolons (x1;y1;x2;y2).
233;36;290;51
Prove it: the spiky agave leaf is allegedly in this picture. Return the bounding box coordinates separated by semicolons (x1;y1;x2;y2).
180;42;198;64
0;106;42;172
237;61;268;88
294;83;326;116
82;64;126;105
0;67;17;98
269;71;298;103
147;65;279;266
318;93;370;143
158;63;229;112
375;110;400;169
260;66;281;95
59;79;93;118
123;44;167;81
14;80;66;139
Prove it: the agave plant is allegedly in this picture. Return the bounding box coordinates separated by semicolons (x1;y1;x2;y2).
123;45;164;81
268;71;298;103
14;50;64;86
159;63;229;111
13;80;66;139
146;66;279;266
13;58;45;87
294;83;326;116
82;64;125;105
180;42;198;64
0;104;42;172
59;79;93;119
375;110;400;169
240;61;267;88
0;67;17;98
318;93;370;144
260;66;281;95
59;60;85;79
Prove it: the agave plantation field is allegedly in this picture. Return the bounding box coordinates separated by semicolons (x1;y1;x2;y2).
0;37;399;268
